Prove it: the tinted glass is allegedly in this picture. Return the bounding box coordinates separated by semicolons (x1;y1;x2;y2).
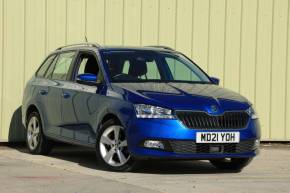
36;54;56;77
102;51;210;83
120;59;160;80
165;57;202;81
51;52;75;80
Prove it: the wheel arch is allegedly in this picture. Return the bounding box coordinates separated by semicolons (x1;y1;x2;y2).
100;113;122;127
25;104;41;126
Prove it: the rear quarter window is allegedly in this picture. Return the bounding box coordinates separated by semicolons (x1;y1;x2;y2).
36;54;56;78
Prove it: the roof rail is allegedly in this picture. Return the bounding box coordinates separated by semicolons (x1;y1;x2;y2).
56;42;101;50
145;45;175;51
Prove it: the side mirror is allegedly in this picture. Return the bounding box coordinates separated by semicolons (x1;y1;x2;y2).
210;77;220;85
77;73;97;85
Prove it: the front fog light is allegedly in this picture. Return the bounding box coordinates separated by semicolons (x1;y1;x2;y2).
144;140;165;149
254;139;260;149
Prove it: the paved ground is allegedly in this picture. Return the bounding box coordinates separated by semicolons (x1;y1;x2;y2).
0;144;290;193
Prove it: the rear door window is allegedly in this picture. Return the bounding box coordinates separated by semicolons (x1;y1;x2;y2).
51;52;75;81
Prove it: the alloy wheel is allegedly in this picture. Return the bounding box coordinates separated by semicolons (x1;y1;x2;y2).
27;116;40;150
99;125;130;167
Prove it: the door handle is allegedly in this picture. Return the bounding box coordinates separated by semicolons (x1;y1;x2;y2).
39;89;48;96
62;92;71;99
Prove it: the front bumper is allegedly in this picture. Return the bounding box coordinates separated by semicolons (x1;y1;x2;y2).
126;118;261;159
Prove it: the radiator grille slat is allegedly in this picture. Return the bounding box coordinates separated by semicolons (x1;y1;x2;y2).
176;111;249;129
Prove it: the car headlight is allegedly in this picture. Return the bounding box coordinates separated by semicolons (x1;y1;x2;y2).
246;106;258;119
134;104;175;119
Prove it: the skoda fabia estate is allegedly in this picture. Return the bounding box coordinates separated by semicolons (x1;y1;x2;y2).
22;43;260;171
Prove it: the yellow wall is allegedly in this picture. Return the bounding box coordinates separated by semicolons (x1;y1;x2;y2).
0;0;290;141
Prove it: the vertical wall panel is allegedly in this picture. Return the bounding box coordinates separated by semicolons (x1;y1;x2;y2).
123;0;141;46
67;0;86;44
208;0;226;86
287;1;290;140
86;0;105;44
224;0;242;92
175;0;193;57
25;0;46;82
2;0;25;140
159;0;176;48
240;0;258;103
270;0;288;139
255;0;273;140
105;0;123;45
141;0;158;45
46;0;66;52
0;0;3;141
192;0;210;72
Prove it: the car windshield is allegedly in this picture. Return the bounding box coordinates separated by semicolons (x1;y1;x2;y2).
101;50;211;83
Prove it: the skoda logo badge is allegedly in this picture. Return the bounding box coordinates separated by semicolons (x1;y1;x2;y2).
210;105;218;113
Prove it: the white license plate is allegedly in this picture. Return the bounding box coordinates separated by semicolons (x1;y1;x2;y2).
196;132;240;143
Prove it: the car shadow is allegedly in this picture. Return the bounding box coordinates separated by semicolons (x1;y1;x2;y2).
9;144;237;175
8;106;26;142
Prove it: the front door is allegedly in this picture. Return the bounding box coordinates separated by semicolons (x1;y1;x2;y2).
61;51;103;145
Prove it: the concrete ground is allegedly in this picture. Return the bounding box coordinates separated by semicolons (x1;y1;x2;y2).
0;144;290;193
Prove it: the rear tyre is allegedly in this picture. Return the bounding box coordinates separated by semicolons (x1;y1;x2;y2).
96;119;135;172
210;158;252;171
26;111;53;155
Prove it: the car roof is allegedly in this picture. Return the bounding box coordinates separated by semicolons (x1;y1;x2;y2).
99;46;175;52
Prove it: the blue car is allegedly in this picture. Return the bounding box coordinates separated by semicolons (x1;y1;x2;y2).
22;43;260;172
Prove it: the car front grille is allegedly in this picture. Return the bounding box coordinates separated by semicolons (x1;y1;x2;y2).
169;140;256;154
176;111;249;129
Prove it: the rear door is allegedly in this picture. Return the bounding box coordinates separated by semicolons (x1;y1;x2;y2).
33;54;57;134
44;51;76;137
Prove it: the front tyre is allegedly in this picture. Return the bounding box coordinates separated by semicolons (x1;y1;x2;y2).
96;119;135;172
210;157;253;171
26;111;53;155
